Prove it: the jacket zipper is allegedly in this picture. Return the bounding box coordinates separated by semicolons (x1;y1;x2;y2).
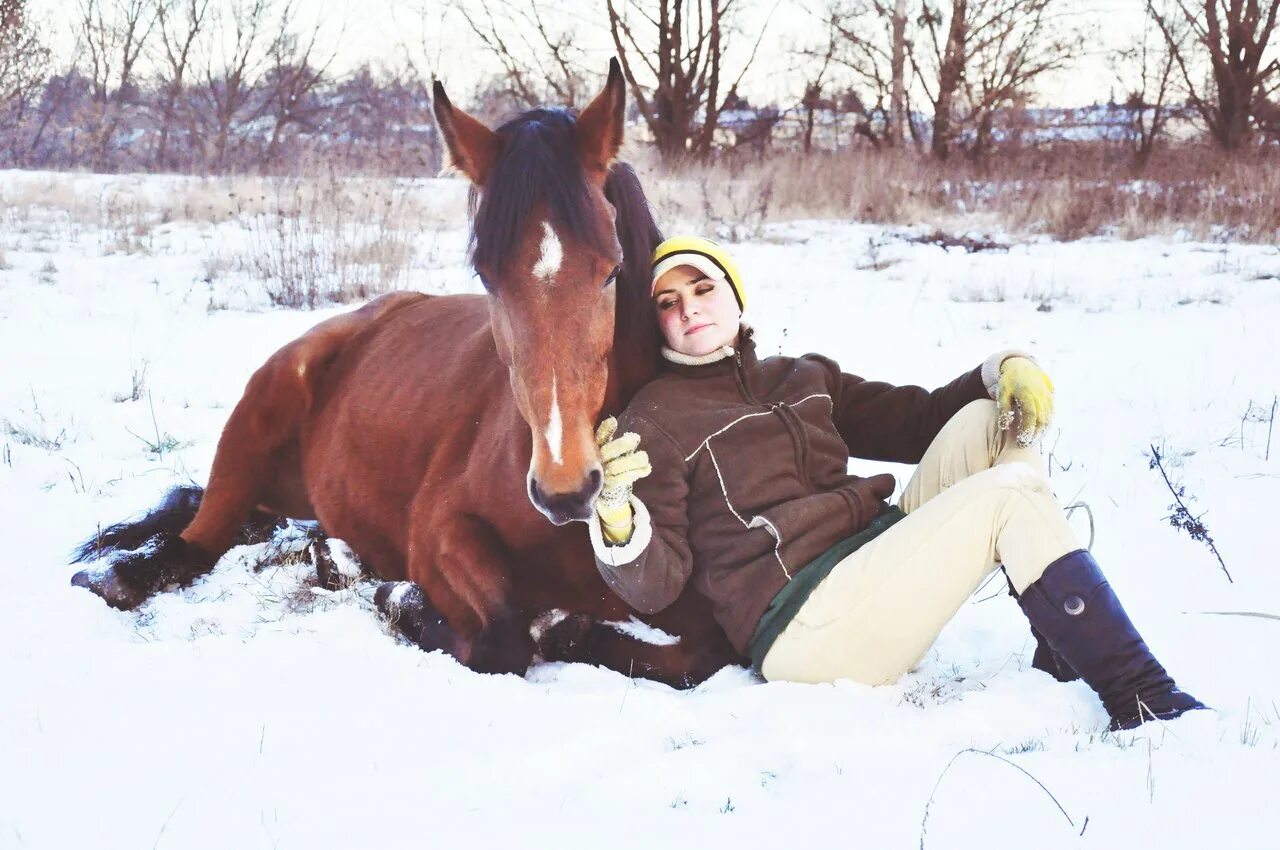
776;404;813;490
733;351;760;404
736;352;813;492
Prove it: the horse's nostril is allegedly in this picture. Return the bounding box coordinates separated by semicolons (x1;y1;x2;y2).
527;472;601;525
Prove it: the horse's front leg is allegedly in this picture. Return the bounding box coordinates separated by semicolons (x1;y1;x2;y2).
374;580;466;659
405;513;534;675
534;599;743;688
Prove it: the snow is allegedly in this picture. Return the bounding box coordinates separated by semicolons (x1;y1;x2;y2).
2;172;1279;849
605;615;682;647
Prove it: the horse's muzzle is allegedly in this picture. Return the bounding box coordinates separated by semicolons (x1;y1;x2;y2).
528;468;603;525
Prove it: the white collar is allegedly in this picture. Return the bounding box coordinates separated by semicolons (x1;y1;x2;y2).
661;345;736;366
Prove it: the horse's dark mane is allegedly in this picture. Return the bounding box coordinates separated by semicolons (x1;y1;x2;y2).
604;161;664;407
470;108;612;278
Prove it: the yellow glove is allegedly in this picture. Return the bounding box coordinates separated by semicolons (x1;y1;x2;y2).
594;417;652;544
997;357;1055;447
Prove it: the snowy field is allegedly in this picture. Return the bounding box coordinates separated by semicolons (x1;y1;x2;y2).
2;170;1278;849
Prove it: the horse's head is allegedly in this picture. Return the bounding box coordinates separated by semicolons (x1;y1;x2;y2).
434;61;635;526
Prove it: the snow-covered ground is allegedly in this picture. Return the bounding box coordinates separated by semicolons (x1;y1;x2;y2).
2;172;1278;850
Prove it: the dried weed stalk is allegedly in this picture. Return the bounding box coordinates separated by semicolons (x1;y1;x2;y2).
1148;443;1232;582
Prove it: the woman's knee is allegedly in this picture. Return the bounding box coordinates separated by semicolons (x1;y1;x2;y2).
954;398;1000;432
935;399;1001;453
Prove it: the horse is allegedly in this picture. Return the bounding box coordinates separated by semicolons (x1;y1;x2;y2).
70;60;742;687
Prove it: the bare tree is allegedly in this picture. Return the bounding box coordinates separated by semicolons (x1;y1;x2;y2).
195;0;274;170
0;0;51;163
260;16;337;168
1112;5;1182;167
76;0;156;168
919;0;965;158
961;0;1081;154
450;0;593;111
797;30;836;153
914;0;1079;158
608;0;773;160
889;0;907;145
327;64;437;172
151;0;209;169
819;1;897;147
1147;0;1280;150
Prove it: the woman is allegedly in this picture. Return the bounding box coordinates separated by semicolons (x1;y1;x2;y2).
589;235;1205;731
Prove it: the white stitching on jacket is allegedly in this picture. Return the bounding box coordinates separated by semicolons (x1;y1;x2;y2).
708;447;792;580
687;411;773;462
683;393;833;462
706;445;749;527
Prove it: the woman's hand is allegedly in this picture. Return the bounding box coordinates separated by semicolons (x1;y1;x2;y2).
997;357;1055;446
595;417;652;544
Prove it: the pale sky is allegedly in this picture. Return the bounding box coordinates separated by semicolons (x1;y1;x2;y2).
32;0;1149;108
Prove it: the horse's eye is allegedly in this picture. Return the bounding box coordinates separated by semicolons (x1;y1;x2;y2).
604;265;622;288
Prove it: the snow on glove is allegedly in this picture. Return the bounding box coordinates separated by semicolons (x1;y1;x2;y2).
595;417;652;545
997;357;1055;447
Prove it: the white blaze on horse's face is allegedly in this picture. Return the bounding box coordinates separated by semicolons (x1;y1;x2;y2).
532;222;562;283
545;373;563;466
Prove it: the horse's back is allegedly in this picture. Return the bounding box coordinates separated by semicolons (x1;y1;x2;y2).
304;292;501;451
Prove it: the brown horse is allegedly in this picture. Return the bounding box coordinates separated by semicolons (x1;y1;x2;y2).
71;61;741;685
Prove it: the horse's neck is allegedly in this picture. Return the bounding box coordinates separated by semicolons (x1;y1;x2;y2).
604;344;659;414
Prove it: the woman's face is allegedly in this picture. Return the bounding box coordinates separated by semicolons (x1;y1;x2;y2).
653;265;742;356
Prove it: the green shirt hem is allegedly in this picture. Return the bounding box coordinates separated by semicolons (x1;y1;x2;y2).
747;505;907;672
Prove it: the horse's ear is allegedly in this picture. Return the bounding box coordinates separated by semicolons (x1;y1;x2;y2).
433;80;502;185
576;58;626;174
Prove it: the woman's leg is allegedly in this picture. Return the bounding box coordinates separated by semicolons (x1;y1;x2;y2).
760;461;1079;685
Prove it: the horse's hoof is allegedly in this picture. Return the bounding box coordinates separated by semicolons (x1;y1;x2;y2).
374;581;423;618
314;538;362;590
535;611;596;662
375;581;466;658
70;565;147;610
69;531;209;610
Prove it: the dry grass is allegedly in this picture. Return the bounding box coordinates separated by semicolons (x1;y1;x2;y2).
632;142;1280;244
0;173;395;232
0;170;466;308
2;391;70;451
239;175;426;308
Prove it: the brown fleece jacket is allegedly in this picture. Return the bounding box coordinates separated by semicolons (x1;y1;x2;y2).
589;332;1004;656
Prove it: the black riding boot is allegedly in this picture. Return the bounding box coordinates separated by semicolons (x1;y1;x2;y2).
1017;549;1207;730
1003;568;1079;682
